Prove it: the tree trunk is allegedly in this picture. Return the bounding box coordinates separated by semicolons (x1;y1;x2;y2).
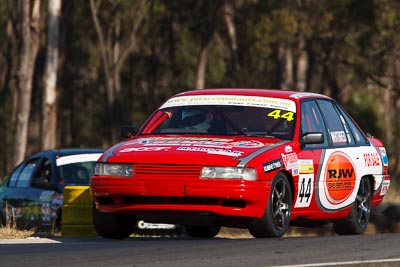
90;0;147;143
13;0;41;166
196;44;212;90
383;53;400;174
278;45;294;90
195;1;223;90
57;0;73;147
393;53;400;175
295;36;308;91
42;0;61;150
3;0;19;173
222;0;239;69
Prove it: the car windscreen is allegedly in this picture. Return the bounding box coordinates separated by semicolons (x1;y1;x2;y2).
141;105;296;140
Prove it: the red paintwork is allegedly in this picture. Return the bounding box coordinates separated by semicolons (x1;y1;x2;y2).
90;89;390;228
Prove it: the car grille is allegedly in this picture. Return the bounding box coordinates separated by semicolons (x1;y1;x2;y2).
134;164;202;178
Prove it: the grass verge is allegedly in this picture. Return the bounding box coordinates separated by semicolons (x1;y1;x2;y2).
0;217;35;239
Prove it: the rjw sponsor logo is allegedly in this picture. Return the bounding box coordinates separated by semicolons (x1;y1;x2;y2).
327;168;353;179
324;152;356;204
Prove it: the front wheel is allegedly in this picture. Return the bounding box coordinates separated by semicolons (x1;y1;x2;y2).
92;204;136;239
248;173;292;238
334;178;371;235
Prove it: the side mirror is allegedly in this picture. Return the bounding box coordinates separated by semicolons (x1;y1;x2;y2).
301;132;324;145
120;125;137;138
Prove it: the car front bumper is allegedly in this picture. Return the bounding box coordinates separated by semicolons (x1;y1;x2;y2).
90;177;270;220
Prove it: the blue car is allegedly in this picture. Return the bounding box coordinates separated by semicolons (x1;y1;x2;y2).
0;148;104;231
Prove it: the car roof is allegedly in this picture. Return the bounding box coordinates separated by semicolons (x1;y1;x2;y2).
29;148;105;159
173;88;332;101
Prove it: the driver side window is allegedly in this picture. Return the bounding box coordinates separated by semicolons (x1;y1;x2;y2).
301;100;328;148
31;159;52;189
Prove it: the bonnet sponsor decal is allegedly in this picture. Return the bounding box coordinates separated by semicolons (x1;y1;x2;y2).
125;137;264;149
120;147;171;152
324;152;356;205
115;137;264;157
177;147;244;157
263;159;283;173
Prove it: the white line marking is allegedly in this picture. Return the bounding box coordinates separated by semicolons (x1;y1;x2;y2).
270;258;400;267
0;238;61;244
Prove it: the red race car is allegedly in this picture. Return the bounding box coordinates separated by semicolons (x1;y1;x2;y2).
90;89;390;239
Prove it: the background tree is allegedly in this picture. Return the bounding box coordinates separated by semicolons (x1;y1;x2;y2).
89;0;148;143
194;0;223;89
0;1;18;174
13;0;41;166
1;0;400;183
42;0;62;150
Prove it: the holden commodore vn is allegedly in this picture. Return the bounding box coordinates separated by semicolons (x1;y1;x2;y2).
90;89;390;239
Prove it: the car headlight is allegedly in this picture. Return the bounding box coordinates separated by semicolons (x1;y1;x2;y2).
94;163;133;177
200;167;257;181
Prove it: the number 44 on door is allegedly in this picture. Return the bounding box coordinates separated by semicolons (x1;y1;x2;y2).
295;174;314;208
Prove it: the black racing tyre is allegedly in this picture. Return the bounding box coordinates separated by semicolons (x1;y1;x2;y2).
185;225;221;238
334;178;371;235
92;204;136;239
248;172;292;238
54;208;62;231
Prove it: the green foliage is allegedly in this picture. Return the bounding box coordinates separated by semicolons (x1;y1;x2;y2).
1;0;400;176
343;90;382;139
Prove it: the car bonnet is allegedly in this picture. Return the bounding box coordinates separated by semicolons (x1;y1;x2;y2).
98;135;288;166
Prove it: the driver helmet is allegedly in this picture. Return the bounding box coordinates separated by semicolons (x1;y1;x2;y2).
181;107;212;130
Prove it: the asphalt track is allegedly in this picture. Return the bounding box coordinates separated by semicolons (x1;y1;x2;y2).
0;232;399;267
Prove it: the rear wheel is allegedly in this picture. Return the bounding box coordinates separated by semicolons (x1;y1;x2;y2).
334;178;371;235
248;173;292;238
185;225;221;238
92;204;136;239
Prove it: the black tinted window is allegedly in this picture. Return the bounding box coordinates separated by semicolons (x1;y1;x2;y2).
317;100;349;146
8;164;24;187
301;100;328;148
336;105;368;145
16;159;40;188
